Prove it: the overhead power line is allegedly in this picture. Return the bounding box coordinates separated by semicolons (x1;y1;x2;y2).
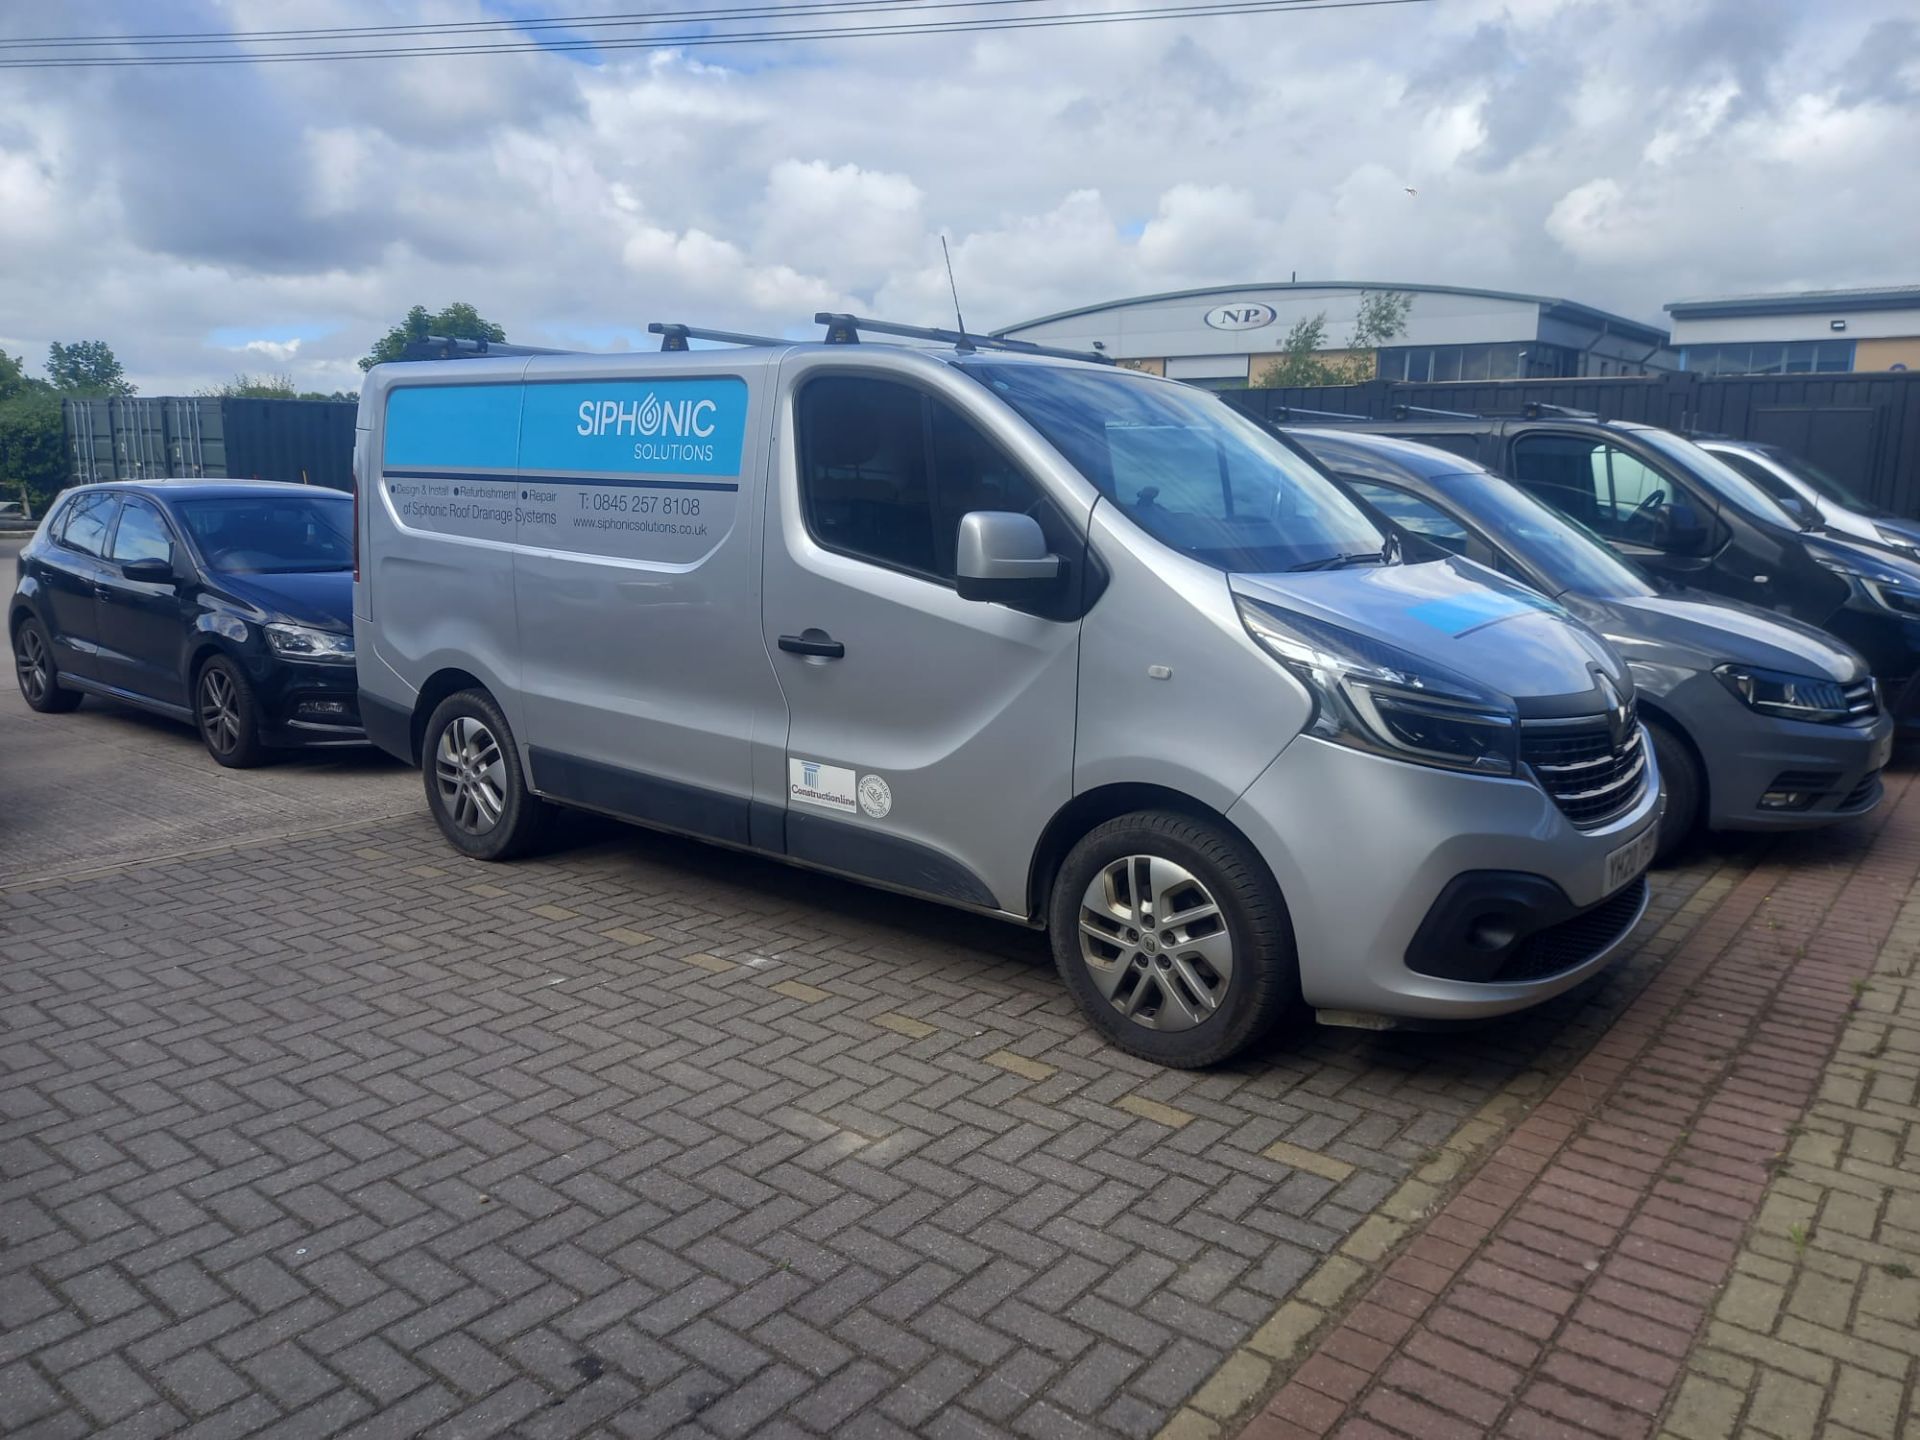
0;0;1431;69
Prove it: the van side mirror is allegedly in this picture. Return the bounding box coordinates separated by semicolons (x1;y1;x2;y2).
1772;491;1818;530
121;556;177;585
955;511;1062;605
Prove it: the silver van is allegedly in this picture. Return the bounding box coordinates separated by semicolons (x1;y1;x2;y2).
353;319;1661;1067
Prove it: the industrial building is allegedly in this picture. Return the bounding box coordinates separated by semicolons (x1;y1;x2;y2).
993;281;1673;389
1666;285;1920;375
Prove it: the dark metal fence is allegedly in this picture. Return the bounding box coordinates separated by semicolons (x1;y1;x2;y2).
1226;372;1920;518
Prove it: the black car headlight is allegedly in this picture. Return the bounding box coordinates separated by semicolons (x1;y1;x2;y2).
1713;663;1855;723
1814;555;1920;616
264;622;354;663
1237;596;1518;775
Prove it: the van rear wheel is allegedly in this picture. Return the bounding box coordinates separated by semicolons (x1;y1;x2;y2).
1049;810;1298;1068
423;689;552;860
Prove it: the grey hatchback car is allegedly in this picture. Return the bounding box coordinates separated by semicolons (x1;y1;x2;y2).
1291;428;1893;859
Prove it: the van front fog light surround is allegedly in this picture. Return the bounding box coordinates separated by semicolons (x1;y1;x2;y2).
1713;663;1852;723
1236;595;1518;775
264;623;354;663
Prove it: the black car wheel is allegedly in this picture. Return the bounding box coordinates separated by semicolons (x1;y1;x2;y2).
12;617;83;713
196;656;268;768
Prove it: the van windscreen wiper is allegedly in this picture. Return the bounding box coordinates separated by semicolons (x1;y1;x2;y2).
1287;548;1390;572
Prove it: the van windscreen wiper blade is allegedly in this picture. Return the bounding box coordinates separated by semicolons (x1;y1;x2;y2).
1286;548;1390;572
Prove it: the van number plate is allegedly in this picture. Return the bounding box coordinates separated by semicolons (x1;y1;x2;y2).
1606;826;1658;894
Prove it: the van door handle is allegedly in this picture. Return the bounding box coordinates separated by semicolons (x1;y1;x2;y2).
778;632;845;659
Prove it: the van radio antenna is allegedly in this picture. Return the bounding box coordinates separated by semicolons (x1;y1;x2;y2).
940;236;974;353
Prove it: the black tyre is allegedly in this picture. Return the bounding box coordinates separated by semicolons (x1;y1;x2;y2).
1049;810;1299;1068
12;616;83;713
1649;721;1701;864
422;688;552;861
196;655;268;768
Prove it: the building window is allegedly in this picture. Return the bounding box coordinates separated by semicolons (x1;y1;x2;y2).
1377;343;1579;382
1680;340;1854;375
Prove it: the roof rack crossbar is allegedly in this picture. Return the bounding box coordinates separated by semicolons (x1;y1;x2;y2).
812;312;1115;364
1270;405;1368;424
1392;403;1481;421
398;335;572;361
648;322;788;352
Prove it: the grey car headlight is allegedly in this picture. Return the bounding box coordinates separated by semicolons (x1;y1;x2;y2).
1236;596;1518;776
1713;663;1856;723
264;622;354;663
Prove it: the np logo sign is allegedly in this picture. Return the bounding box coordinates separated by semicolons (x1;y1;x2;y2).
1203;302;1277;332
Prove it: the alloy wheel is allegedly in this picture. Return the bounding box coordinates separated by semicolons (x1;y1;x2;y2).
1077;855;1234;1031
435;715;507;835
199;668;242;754
15;629;49;704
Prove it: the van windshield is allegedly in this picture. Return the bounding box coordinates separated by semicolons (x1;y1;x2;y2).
1637;430;1812;531
961;363;1388;573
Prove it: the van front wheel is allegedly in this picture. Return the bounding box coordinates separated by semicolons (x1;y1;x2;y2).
423;689;552;861
1049;811;1298;1068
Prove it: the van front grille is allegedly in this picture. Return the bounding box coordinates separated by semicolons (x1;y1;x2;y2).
1521;710;1649;830
1496;876;1648;983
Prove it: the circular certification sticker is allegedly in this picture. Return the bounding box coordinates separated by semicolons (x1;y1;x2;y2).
858;774;893;819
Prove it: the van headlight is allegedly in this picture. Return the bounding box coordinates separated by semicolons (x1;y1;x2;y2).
264;623;354;663
1713;663;1854;723
1237;596;1518;775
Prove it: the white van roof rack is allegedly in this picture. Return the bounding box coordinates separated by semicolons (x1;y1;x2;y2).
399;335;573;361
813;313;1115;365
648;322;788;351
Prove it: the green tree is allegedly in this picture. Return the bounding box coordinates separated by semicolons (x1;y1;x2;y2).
46;339;136;396
0;389;66;514
1253;291;1412;388
202;372;298;399
360;302;506;370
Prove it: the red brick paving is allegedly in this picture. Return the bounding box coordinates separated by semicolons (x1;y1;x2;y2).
1235;768;1920;1440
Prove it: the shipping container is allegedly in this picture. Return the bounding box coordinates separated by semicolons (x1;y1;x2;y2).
62;396;354;491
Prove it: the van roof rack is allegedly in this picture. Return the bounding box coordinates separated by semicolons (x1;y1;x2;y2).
398;335;572;361
649;322;788;351
813;312;1115;365
1519;401;1598;420
1391;403;1481;421
1268;405;1368;424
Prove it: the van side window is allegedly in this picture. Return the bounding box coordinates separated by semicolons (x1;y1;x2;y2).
798;376;1043;582
59;492;119;557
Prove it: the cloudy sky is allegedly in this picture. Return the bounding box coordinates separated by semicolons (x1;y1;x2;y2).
0;0;1914;395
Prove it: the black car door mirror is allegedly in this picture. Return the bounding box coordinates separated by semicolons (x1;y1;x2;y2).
120;556;178;585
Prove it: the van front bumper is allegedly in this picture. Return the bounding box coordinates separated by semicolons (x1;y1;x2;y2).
1226;733;1661;1021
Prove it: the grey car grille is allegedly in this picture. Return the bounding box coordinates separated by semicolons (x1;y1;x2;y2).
1521;709;1649;830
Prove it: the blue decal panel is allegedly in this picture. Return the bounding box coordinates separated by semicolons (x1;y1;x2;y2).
379;375;750;564
384;384;523;472
521;379;747;479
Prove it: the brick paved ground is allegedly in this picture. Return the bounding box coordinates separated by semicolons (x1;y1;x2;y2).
0;685;1738;1439
1209;768;1920;1440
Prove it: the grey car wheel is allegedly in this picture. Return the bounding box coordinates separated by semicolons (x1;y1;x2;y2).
1077;855;1234;1032
434;715;508;835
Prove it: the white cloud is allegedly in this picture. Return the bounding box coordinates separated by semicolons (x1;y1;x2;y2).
0;0;1914;394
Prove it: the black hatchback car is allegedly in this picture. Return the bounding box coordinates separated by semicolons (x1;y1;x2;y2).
9;480;362;766
1357;414;1920;722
